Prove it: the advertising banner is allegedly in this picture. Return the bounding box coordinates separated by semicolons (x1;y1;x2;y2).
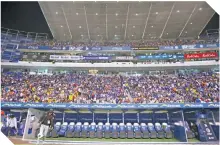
159;43;219;50
115;56;134;60
101;46;131;51
137;54;184;60
133;47;159;50
1;102;219;109
159;45;182;50
49;55;83;60
184;52;218;59
83;56;111;60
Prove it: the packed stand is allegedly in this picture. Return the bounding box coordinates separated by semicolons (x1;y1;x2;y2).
1;71;219;104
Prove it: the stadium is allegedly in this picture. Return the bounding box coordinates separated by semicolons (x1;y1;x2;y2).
0;1;219;145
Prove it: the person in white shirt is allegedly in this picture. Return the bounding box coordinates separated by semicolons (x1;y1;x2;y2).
6;114;17;137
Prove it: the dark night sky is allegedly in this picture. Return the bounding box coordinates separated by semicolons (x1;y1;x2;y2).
1;2;219;40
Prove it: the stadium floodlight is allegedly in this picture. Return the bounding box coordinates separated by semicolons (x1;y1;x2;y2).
156;12;158;14
61;25;63;28
132;35;134;37
115;26;118;28
199;8;202;10
115;13;118;16
76;13;79;15
79;26;82;28
151;25;153;28
96;13;98;15
177;10;180;13
56;12;58;14
114;34;117;37
190;22;193;24
185;31;187;33
133;26;135;28
135;13;138;16
166;33;168;35
81;34;83;36
149;34;151;36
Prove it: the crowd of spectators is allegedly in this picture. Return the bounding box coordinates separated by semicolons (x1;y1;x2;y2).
18;36;219;49
1;71;219;104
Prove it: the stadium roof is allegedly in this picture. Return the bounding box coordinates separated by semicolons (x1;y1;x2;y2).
39;1;215;42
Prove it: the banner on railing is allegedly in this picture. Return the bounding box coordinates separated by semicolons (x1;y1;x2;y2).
115;56;134;60
184;52;218;59
159;43;219;50
132;47;159;50
101;46;131;51
50;55;83;60
137;54;184;60
1;102;219;109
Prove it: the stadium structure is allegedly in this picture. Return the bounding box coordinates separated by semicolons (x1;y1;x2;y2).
1;1;219;145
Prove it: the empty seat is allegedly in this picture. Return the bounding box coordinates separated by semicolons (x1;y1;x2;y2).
133;123;142;138
66;122;75;138
104;122;111;138
96;122;103;138
89;122;96;138
147;123;157;138
126;123;134;138
73;122;82;138
155;123;165;138
58;122;68;137
51;122;61;138
111;123;119;138
81;122;89;138
119;123;126;138
162;123;173;138
140;123;149;138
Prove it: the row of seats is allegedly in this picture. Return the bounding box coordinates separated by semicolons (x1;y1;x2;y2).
45;122;173;139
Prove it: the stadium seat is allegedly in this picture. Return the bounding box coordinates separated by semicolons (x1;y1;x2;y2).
119;123;126;138
58;122;68;136
111;123;119;138
96;122;103;138
89;122;96;138
126;123;134;138
147;123;157;138
104;122;111;138
162;123;173;138
155;123;165;138
133;123;142;138
66;122;75;138
51;122;61;138
140;123;149;138
73;122;82;138
81;122;89;138
184;121;195;139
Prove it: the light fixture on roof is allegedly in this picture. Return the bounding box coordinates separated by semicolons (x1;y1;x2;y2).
185;31;187;33
61;25;63;28
64;34;66;36
115;26;118;28
81;34;83;36
190;22;193;24
156;12;158;14
115;34;117;37
166;33;168;35
79;26;82;28
76;13;79;15
96;13;98;15
56;12;58;14
177;10;180;13
149;34;151;36
132;35;134;37
135;13;139;16
116;13;118;16
97;35;100;36
199;8;202;10
151;25;153;28
133;26;135;28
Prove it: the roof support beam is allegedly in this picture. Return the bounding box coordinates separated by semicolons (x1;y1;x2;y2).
198;11;215;37
38;2;55;39
178;4;197;37
84;6;91;40
61;6;73;40
124;4;130;40
142;2;152;39
106;5;108;40
159;2;176;38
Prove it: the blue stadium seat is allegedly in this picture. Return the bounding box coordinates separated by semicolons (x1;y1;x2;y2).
96;122;103;138
140;123;149;138
111;123;119;138
81;122;89;138
51;122;61;138
119;123;126;138
147;123;157;138
66;122;75;138
104;122;111;138
162;123;173;138
155;123;165;138
89;122;96;138
133;123;142;138
73;122;82;138
58;122;68;137
126;123;134;138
